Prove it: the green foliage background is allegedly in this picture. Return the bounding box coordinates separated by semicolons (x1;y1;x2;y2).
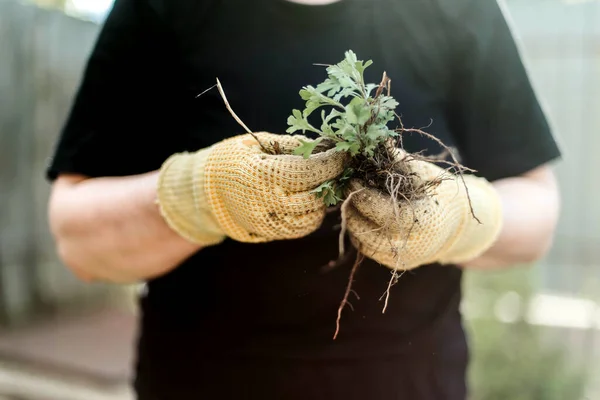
462;267;594;400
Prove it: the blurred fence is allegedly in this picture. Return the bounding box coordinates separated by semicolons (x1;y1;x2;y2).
0;0;114;327
467;2;600;397
0;0;598;398
0;0;598;330
505;0;600;295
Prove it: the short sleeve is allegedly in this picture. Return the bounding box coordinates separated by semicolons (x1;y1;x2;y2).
444;0;561;181
45;0;177;181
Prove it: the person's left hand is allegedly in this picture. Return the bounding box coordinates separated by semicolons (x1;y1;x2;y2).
344;151;504;270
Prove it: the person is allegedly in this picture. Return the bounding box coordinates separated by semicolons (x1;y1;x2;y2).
45;0;561;398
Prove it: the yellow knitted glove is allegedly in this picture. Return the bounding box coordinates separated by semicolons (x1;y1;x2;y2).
156;132;347;246
345;152;503;270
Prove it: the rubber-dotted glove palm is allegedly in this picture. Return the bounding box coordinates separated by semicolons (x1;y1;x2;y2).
345;152;503;270
156;132;347;246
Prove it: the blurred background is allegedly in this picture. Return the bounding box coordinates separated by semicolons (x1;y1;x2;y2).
0;0;598;398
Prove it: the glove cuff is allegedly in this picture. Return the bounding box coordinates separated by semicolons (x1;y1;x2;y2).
156;148;226;246
437;174;503;265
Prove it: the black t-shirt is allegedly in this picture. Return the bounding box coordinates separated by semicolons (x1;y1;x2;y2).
46;0;561;399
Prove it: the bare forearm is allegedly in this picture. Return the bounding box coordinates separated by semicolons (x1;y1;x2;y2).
49;171;201;283
460;167;560;269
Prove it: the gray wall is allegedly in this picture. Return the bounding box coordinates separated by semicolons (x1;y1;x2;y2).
0;0;598;324
0;0;110;326
505;0;600;294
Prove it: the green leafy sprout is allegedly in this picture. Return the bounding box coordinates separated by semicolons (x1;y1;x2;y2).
310;167;354;207
286;50;400;206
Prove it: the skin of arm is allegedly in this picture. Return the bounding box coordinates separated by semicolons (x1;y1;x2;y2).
48;171;202;284
459;163;560;270
48;161;559;284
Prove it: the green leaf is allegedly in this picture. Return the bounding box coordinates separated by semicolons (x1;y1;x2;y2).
326;60;361;94
286;109;307;133
333;86;360;102
341;126;359;142
379;95;399;111
323;108;343;125
375;109;396;126
299;87;327;117
355;59;373;74
315;79;341;97
363;144;377;157
335;140;361;155
288;50;404;168
311;180;342;207
366;124;386;141
387;129;399;137
335;141;352;152
356;107;372;126
345;50;358;64
311;181;332;196
293;137;323;159
365;83;379;98
345;97;363;121
299;88;313;101
323;190;340;207
312;168;355;206
320;109;343;137
300;85;346;110
287;109;322;134
345;97;371;126
303;100;321;118
339;167;354;183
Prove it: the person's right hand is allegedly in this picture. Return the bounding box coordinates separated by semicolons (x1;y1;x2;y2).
156;132;347;246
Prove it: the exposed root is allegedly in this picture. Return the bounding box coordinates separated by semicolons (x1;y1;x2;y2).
395;126;481;223
377;172;418;314
336;140;472;317
381;269;405;314
338;198;351;261
333;251;364;340
214;78;276;154
195;83;217;98
338;188;366;261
